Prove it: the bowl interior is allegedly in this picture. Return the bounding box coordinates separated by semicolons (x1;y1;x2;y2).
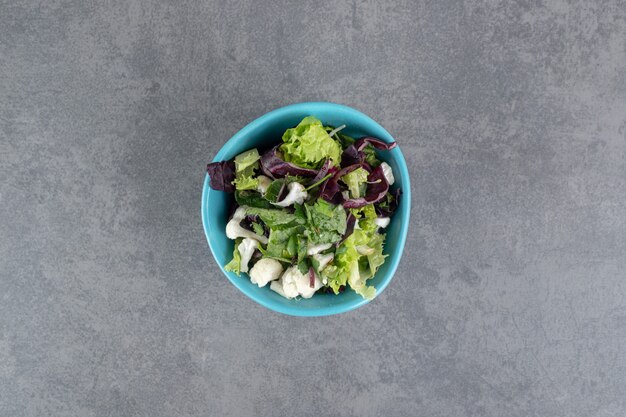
202;102;410;316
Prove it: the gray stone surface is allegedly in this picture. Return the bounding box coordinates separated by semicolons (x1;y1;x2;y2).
1;0;626;416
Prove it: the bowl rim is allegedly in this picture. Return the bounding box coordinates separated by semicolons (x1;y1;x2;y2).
201;101;411;316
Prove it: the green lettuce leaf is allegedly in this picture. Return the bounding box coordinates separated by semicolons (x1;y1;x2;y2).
342;167;369;198
351;204;378;233
233;149;260;191
265;226;302;259
342;231;378;300
297;235;309;274
293;203;307;223
234;148;260;172
352;279;377;300
235;190;273;209
287;234;298;257
326;204;386;300
365;232;386;277
224;238;243;275
347;257;376;300
246;207;306;230
363;146;381;167
251;222;265;236
323;264;346;294
233;170;258;190
325;239;359;294
264;179;284;203
280;116;342;169
245;205;307;261
304;199;347;245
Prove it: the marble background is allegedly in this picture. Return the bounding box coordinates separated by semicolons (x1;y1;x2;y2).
2;1;625;416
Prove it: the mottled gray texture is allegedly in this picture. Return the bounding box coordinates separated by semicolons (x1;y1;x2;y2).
1;0;626;416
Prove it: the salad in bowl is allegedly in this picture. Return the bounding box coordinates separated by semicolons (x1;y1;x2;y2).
206;115;401;301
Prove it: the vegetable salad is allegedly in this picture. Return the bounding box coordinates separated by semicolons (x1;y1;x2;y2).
206;116;401;300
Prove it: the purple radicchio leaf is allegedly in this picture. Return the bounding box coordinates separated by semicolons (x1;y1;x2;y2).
375;187;402;217
240;214;270;237
320;164;361;204
341;136;397;167
206;160;236;193
356;137;397;152
239;214;259;233
342;166;390;209
260;146;318;178
251;250;263;262
341;144;362;167
311;159;333;183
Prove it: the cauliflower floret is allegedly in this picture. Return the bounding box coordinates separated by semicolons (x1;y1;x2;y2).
271;266;322;299
238;238;258;273
374;217;391;228
270;280;288;298
272;182;308;207
249;258;283;287
312;253;334;271
295;270;322;299
278;268;300;299
312;253;334;286
380;162;395;185
307;242;332;256
226;206;268;244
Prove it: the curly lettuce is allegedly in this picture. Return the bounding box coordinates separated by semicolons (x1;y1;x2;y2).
342;167;369;198
224;238;243;275
280;116;342;169
233;149;260;191
324;203;386;299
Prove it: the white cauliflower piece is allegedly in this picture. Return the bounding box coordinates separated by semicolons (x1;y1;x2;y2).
374;217;391;228
307;242;332;256
225;206;268;244
249;258;283;287
312;253;334;271
278;268;300;299
272;182;308;207
271;266;322;299
380;162;395;185
238;238;258;273
270;280;288;298
295;269;322;299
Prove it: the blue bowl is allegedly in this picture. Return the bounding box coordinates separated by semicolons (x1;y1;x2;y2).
201;102;410;316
